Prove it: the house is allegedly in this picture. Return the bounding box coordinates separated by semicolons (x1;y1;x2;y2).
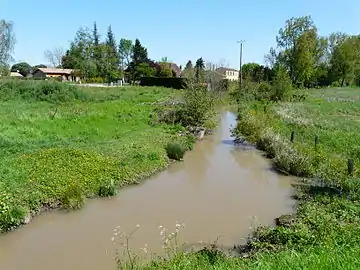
10;71;24;77
32;68;80;82
215;67;239;81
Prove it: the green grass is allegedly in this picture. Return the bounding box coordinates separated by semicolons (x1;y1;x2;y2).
127;87;360;269
0;79;185;231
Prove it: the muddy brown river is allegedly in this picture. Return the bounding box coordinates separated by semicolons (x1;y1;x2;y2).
0;110;295;270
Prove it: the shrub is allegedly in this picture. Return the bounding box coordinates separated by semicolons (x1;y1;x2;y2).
165;142;186;161
140;77;187;89
179;86;215;127
271;67;293;101
0;79;81;102
61;184;85;210
98;179;117;197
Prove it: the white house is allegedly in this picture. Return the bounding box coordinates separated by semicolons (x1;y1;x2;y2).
215;67;239;81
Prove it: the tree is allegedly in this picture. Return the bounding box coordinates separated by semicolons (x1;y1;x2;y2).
276;16;317;85
92;21;103;76
329;36;360;86
195;57;205;83
292;28;318;86
10;62;32;77
104;25;120;82
118;38;133;71
132;39;148;65
33;64;47;69
44;47;65;68
63;27;96;79
128;39;148;82
157;62;173;77
0;20;15;74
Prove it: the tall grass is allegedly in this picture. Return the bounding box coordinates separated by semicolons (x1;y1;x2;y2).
0;79;187;232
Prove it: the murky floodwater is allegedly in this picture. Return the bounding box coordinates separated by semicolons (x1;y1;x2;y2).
0;110;295;270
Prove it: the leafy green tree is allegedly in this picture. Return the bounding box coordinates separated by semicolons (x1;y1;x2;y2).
0;19;15;74
292;29;318;87
330;36;360;86
195;57;205;83
33;64;47;69
64;27;97;79
157;62;173;77
134;62;155;78
118;38;133;71
11;62;32;77
276;16;317;85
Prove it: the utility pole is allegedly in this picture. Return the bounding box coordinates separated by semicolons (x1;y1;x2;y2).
237;40;245;89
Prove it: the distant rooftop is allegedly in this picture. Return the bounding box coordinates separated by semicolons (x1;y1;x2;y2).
36;68;74;75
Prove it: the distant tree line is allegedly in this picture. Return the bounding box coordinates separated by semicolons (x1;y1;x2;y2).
60;22;181;83
263;15;360;88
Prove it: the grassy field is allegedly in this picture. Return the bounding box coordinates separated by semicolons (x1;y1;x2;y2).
0;79;186;232
128;87;360;269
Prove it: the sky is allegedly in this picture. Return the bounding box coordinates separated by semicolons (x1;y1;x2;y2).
1;0;360;69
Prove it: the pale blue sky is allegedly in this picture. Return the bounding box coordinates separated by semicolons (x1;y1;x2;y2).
1;0;359;69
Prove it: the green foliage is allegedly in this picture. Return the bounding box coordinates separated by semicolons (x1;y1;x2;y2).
0;84;187;231
329;35;360;86
179;86;215;127
61;183;85;210
157;62;173;77
0;79;82;102
10;62;32;77
265;16;360;88
98;179;117;197
104;25;120;83
140;77;187;89
271;67;293;101
118;38;133;71
165;142;186;161
242;63;274;82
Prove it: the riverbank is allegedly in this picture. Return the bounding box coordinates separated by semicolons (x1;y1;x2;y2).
0;80;191;232
137;87;360;269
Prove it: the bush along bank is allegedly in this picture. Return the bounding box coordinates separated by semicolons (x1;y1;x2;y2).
225;101;360;268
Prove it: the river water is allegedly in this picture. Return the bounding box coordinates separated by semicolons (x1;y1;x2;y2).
0;110;295;270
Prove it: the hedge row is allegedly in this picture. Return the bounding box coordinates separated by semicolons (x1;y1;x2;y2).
140;77;187;89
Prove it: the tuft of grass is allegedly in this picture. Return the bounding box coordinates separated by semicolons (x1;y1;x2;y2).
166;142;186;161
98;179;117;197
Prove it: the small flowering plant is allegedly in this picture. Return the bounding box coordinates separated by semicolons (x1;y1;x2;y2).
112;221;186;269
